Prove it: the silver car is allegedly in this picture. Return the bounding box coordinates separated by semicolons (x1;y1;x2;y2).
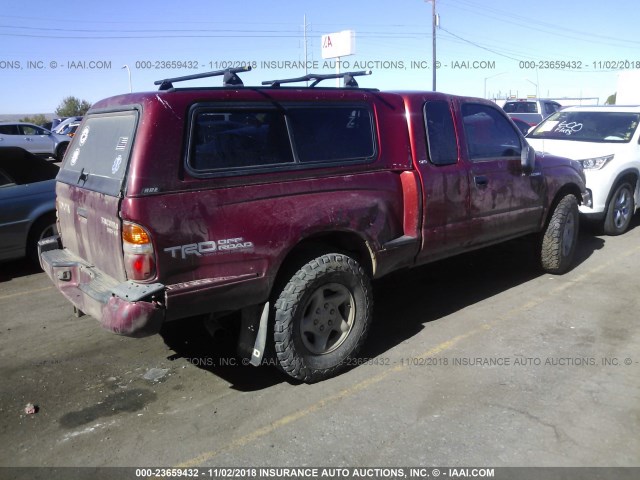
0;122;70;160
502;98;562;127
0;147;59;264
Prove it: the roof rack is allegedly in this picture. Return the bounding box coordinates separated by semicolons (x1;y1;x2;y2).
154;66;252;91
262;70;372;88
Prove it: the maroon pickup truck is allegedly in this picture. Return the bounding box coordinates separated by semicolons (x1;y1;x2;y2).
39;69;589;382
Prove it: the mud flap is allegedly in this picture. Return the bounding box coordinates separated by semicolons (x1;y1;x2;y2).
237;302;270;367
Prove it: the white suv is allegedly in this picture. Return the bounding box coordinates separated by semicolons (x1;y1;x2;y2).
527;106;640;235
0;122;70;161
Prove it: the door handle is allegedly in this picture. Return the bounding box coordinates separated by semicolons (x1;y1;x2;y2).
474;175;489;188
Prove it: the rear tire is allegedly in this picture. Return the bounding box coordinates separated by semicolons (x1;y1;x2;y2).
540;194;579;274
603;182;634;236
273;253;372;383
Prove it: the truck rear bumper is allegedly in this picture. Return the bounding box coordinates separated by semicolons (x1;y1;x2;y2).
39;238;165;337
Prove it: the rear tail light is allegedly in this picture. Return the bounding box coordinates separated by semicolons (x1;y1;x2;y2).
122;221;156;281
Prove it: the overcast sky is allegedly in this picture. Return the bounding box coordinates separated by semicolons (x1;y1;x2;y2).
1;0;638;113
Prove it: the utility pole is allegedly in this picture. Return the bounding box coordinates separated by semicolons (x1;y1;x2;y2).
432;0;437;91
303;14;308;78
426;0;437;91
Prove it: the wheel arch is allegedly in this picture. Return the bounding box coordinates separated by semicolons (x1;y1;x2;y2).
25;209;57;263
27;209;57;241
544;183;583;228
605;168;639;209
56;141;70;160
271;231;375;300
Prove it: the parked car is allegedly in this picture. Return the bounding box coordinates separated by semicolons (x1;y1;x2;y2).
50;118;67;132
39;68;587;382
527;106;640;235
503;98;562;126
511;117;532;135
58;122;80;137
0;147;59;264
0;122;70;160
52;116;83;134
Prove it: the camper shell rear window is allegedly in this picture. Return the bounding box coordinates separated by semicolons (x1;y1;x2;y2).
57;110;138;196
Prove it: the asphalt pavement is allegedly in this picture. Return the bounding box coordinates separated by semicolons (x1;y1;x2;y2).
0;218;638;478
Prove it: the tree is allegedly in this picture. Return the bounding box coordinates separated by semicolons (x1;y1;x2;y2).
605;93;616;105
19;114;48;126
55;96;92;117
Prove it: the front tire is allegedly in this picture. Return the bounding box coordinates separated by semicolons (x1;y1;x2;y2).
540;194;579;274
603;182;634;236
273;253;373;383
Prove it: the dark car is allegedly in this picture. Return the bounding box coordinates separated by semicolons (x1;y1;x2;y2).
0;147;59;263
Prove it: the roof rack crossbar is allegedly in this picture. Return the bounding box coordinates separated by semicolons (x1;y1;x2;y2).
262;70;372;88
154;66;252;90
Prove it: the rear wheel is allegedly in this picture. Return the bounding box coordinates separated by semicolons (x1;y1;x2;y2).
603;182;634;236
273;253;372;383
540;194;579;274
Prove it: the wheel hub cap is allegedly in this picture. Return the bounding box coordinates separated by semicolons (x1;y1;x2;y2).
300;283;355;355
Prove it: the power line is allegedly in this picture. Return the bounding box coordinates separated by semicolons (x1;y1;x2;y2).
448;0;640;48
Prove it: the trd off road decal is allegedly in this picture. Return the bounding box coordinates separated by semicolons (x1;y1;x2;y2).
164;238;254;260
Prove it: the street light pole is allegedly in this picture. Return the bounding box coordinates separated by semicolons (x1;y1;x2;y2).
122;65;132;93
430;0;437;91
484;71;507;99
525;78;539;98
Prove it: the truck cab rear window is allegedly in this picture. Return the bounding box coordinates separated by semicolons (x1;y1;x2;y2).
188;106;375;173
57;110;138;196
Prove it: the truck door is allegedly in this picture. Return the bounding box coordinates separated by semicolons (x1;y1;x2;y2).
460;102;544;244
414;99;471;264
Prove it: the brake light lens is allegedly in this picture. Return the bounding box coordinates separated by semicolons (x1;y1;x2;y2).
122;222;156;281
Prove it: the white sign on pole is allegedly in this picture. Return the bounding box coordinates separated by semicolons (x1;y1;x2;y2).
321;30;355;59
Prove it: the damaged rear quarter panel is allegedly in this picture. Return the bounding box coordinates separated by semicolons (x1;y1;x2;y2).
123;170;406;317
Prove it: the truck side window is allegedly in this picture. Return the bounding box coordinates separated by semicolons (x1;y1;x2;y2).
190;110;294;170
189;106;374;172
287;107;375;163
424;100;458;165
462;104;522;160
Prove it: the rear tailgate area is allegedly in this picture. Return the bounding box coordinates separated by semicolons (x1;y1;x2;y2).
55;109;139;282
55;183;125;281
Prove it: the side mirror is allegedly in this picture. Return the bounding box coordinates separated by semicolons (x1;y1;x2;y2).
521;144;536;174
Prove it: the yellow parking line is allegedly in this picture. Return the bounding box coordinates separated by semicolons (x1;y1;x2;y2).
176;243;640;468
0;286;53;302
177;304;535;468
177;330;480;468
